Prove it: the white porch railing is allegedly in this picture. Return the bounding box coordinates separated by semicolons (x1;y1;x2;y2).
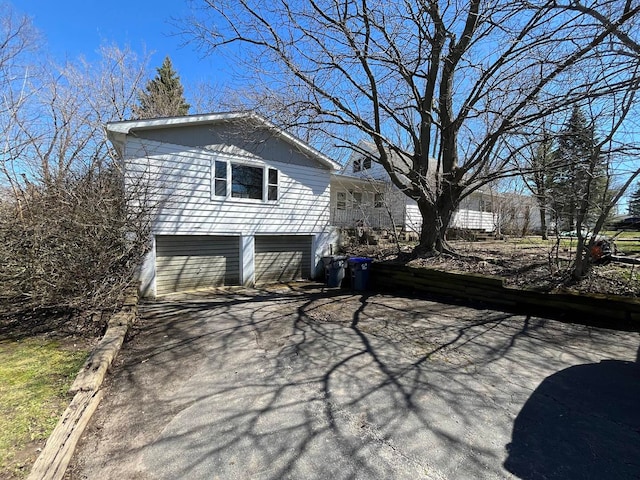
331;207;496;233
330;208;397;230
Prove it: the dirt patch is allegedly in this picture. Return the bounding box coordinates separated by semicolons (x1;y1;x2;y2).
0;309;108;344
344;238;640;297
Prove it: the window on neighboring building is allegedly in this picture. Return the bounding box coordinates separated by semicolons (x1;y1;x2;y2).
350;190;363;207
336;191;346;210
353;156;373;173
479;199;493;213
212;160;278;202
374;192;384;208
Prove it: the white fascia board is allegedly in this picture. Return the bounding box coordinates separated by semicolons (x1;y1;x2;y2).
105;112;249;134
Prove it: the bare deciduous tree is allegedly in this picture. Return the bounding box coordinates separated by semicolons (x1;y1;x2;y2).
184;0;640;255
0;31;153;312
0;5;40;196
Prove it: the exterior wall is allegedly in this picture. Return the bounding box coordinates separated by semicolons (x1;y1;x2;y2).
342;156;391;182
135;124;320;169
329;176;406;230
404;200;422;233
125;137;336;296
451;209;496;231
330;171;543;237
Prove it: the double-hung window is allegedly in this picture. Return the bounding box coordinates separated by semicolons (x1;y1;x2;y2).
353;156;372;173
350;190;363;207
212;159;279;202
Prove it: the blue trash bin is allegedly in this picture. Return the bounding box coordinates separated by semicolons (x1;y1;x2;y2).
322;255;348;287
347;257;373;291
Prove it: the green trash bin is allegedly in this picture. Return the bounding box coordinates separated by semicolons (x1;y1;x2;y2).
347;257;373;291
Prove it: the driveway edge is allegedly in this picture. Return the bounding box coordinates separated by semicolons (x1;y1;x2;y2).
27;288;139;480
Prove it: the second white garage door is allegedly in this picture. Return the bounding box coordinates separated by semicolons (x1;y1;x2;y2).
155;235;240;295
254;235;312;284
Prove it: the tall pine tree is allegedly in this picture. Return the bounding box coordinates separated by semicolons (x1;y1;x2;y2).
548;106;606;232
629;182;640;216
133;56;190;119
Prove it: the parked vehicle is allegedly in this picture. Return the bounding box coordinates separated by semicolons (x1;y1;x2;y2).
611;217;640;230
558;229;588;238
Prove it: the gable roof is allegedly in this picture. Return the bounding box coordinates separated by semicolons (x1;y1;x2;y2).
106;111;341;171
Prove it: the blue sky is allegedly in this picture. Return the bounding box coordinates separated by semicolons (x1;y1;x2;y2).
10;0;228;100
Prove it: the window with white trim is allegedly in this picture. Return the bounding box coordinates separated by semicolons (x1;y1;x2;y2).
267;168;278;201
336;191;346;210
212;159;279;202
350;190;363;207
374;192;384;208
353;156;372;173
214;160;227;197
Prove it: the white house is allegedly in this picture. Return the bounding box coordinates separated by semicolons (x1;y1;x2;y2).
106;112;341;297
331;146;497;234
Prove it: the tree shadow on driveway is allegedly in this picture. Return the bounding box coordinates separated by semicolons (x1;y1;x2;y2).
67;287;640;480
504;347;640;479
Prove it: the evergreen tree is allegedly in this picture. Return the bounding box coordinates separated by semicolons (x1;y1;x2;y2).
629;182;640;215
133;56;190;119
547;106;606;231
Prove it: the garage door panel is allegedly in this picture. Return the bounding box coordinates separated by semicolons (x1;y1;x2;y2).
156;235;239;294
255;236;311;284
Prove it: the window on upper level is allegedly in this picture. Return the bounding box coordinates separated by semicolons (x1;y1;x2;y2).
352;156;373;173
374;192;384;208
212;160;278;202
267;168;278;201
336;191;346;210
214;160;228;197
231;164;263;199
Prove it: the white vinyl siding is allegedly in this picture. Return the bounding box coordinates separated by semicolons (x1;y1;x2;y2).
155;235;240;294
404;201;423;233
451;209;496;232
125;138;331;236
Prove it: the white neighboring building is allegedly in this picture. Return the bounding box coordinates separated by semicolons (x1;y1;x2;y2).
331;146;497;234
107;112;341;297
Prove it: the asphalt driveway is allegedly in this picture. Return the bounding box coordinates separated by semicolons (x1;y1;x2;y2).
67;285;640;479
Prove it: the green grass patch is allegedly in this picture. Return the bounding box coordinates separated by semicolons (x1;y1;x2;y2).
0;338;88;477
603;231;640;255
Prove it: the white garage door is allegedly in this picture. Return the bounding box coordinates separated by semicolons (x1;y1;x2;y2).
155;235;240;294
255;236;312;284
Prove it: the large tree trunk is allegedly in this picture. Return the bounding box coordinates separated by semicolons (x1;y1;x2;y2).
416;193;457;254
571;235;592;280
539;205;548;240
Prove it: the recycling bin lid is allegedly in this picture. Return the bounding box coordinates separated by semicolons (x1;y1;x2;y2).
347;256;373;264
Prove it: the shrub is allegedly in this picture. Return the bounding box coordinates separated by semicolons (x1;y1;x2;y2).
0;167;150;312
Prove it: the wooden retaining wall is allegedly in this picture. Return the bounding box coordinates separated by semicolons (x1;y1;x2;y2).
370;263;640;330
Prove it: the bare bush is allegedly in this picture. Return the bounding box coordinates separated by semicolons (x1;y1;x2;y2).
0;166;150;312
